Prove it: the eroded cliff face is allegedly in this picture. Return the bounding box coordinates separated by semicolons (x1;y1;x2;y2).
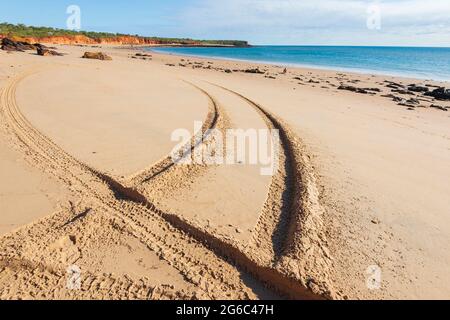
0;34;186;45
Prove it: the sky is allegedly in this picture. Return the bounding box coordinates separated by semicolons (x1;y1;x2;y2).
1;0;450;46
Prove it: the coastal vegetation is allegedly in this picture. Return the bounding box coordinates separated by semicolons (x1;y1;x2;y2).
0;23;250;47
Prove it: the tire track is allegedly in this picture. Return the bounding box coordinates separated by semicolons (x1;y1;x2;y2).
0;70;258;300
0;70;331;300
0;257;198;300
126;81;222;187
207;83;334;297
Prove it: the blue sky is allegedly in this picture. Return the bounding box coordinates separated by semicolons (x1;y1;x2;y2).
2;0;450;46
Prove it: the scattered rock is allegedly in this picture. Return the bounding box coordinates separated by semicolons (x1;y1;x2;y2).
82;52;112;61
406;98;420;105
384;80;404;89
1;38;36;51
407;84;429;93
37;47;62;56
365;87;382;93
338;85;368;94
425;87;450;101
398;102;417;108
135;53;151;57
392;88;414;95
430;104;448;111
392;96;405;103
425;84;441;88
244;68;265;74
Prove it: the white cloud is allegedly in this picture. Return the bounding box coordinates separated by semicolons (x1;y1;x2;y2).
176;0;450;45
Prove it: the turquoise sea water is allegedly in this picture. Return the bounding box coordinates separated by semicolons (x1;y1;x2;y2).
149;46;450;82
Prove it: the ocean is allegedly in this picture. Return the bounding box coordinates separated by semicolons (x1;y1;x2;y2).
149;46;450;82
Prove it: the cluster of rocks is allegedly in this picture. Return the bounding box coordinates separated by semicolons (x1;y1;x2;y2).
131;52;152;60
156;55;450;113
37;46;63;56
1;38;36;51
425;87;450;101
243;68;265;74
1;38;63;56
167;59;273;76
380;81;449;111
82;52;112;61
338;85;381;94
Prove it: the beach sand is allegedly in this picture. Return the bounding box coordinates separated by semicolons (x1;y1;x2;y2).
0;44;449;300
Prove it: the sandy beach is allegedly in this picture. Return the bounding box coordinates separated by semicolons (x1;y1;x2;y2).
0;43;449;300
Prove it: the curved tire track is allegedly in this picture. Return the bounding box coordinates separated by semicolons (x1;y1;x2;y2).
126;81;221;187
0;70;257;300
0;70;331;300
207;83;334;298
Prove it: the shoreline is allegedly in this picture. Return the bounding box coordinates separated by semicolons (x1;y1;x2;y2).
148;46;450;84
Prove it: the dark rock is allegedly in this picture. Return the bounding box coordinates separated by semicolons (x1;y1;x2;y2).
384;81;405;89
338;85;368;94
1;38;37;51
392;89;414;95
386;84;404;90
408;84;429;93
425;87;450;101
425;84;441;88
398;103;417;108
365;87;382;93
37;47;62;56
134;53;151;59
244;68;265;74
406;98;420;105
430;104;448;111
224;69;232;73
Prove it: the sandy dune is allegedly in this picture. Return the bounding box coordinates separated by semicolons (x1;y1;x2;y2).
0;44;449;300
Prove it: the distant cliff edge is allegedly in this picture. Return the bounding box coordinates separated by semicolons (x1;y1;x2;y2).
0;23;250;47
